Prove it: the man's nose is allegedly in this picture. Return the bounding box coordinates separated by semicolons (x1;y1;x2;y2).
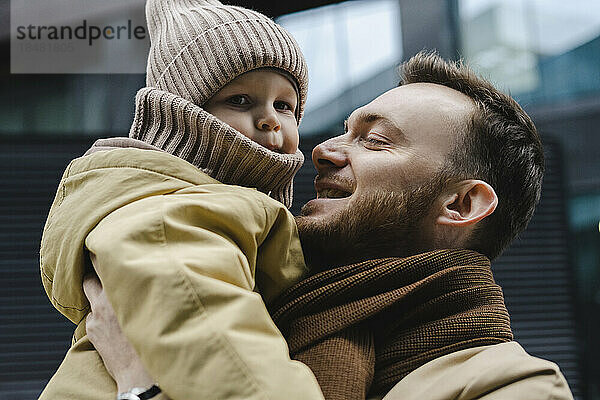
256;108;281;133
312;135;349;170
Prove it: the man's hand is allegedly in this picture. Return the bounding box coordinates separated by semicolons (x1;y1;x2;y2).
83;274;155;393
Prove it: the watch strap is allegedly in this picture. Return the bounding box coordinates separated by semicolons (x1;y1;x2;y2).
117;385;161;400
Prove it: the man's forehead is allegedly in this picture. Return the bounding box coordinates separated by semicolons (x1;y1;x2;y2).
355;82;474;123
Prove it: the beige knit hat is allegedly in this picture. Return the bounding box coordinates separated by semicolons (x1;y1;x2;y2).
145;0;309;122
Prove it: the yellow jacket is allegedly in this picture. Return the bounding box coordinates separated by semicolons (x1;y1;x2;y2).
39;148;323;399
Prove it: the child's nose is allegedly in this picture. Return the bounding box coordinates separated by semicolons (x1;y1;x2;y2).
256;110;281;132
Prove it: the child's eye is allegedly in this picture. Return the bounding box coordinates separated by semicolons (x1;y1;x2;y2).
274;101;294;112
226;95;251;106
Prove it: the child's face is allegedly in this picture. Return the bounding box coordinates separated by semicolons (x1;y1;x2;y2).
203;69;299;154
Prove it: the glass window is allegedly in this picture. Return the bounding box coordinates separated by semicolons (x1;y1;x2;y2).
277;0;402;113
459;0;600;105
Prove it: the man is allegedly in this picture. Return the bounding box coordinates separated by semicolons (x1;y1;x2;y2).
83;52;574;399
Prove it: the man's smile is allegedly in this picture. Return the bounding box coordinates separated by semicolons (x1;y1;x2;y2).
314;176;354;200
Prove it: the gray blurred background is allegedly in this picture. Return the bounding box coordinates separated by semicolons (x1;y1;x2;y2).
0;0;599;398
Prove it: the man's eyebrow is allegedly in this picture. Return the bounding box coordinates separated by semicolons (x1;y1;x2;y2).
345;111;382;130
347;111;407;141
361;111;386;124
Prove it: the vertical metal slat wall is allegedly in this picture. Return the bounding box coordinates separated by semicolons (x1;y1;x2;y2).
493;136;582;398
0;138;95;400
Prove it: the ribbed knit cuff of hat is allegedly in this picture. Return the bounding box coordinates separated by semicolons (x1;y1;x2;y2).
129;87;304;208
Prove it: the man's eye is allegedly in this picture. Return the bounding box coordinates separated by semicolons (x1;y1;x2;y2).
363;134;388;146
226;95;251;106
274;100;294;112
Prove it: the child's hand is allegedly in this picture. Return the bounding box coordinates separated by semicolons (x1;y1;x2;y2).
83;274;155;393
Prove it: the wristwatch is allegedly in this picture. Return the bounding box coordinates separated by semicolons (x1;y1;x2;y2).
117;384;161;400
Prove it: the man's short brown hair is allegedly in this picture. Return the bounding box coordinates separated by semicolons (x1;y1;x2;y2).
399;51;545;260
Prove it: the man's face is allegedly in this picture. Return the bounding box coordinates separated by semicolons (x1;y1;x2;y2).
296;83;474;269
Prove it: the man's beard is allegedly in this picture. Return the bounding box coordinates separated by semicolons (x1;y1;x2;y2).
295;175;447;272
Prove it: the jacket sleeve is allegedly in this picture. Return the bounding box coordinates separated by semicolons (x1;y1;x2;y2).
380;342;574;400
475;366;574;400
456;345;575;400
85;185;323;400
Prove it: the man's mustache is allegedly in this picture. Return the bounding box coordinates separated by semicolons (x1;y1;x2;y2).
314;173;355;193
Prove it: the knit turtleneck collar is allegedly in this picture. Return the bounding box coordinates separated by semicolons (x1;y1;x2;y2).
129;87;304;208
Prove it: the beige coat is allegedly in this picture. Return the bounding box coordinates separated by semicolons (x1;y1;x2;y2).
380;341;573;400
39;148;322;400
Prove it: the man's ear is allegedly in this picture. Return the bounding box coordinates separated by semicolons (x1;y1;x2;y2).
436;180;498;227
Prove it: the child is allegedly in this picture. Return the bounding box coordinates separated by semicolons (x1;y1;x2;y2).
39;0;324;399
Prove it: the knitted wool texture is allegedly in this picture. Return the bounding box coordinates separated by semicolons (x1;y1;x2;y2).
129;87;304;208
270;249;514;400
145;0;308;121
133;0;309;207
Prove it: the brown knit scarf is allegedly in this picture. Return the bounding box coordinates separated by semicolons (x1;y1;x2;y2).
269;249;513;399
